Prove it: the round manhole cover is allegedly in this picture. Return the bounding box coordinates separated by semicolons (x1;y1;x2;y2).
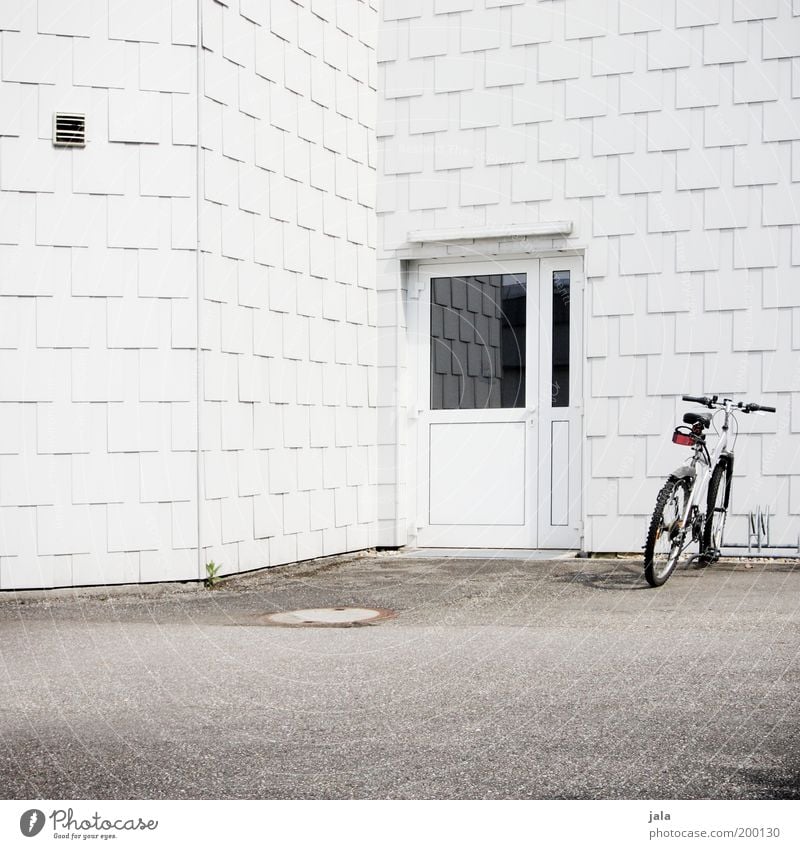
262;607;394;627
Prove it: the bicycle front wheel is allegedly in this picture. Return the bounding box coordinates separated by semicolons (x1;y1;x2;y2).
644;477;691;587
701;460;729;564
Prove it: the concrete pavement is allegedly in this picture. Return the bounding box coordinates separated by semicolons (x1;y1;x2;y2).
0;552;798;799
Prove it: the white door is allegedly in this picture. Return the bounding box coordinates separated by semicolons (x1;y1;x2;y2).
413;257;582;549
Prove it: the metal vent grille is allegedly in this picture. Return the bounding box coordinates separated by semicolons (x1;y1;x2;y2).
53;113;86;148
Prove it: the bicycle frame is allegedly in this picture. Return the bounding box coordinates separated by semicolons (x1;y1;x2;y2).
674;401;734;552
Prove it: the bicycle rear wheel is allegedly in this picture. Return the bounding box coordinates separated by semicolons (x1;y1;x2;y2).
701;461;729;565
644;477;691;587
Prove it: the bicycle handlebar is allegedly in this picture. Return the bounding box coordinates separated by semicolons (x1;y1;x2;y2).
681;395;776;414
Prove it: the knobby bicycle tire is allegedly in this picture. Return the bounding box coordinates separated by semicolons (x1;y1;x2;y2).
644;477;691;587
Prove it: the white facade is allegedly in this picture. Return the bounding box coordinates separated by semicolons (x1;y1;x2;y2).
1;1;799;589
0;0;379;589
376;0;800;554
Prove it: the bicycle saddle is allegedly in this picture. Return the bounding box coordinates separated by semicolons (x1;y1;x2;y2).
683;411;711;428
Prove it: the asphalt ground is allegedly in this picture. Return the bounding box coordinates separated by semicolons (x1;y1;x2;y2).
0;552;798;800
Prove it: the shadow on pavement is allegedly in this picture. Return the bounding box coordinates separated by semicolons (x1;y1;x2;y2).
735;768;800;800
552;560;651;592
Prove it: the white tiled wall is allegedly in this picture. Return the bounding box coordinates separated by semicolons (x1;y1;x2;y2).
197;0;379;577
0;2;200;589
377;0;800;551
0;0;379;589
2;0;798;576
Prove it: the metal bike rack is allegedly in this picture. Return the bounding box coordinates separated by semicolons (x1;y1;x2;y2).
723;506;800;556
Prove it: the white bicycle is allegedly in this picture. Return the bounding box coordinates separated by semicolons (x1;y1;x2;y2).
643;394;776;588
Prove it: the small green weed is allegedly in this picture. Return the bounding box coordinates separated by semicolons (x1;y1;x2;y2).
204;560;222;588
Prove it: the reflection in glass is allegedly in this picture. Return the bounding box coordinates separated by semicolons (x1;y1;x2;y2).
430;274;526;410
552;270;570;408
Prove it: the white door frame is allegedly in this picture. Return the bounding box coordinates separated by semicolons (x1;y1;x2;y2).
536;255;584;548
405;253;585;550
